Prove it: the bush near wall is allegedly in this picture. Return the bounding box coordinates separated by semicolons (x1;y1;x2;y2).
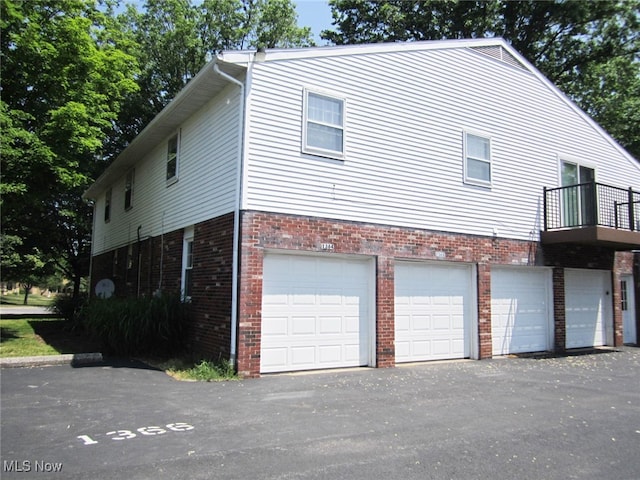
81;294;190;357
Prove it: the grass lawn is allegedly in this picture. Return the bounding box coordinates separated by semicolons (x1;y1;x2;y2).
1;292;55;307
0;317;236;381
0;318;100;357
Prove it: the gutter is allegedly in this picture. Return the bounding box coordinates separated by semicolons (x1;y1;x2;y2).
213;63;245;368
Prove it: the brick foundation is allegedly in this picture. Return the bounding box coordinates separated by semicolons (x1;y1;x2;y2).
238;211;544;376
90;213;235;361
91;209;637;377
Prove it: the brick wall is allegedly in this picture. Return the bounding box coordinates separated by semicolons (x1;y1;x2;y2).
237;211;542;376
90;213;235;361
189;213;234;361
92;209;636;377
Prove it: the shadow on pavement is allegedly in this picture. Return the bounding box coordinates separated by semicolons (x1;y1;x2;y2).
72;356;163;371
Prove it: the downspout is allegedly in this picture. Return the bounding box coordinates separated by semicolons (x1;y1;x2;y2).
213;62;245;368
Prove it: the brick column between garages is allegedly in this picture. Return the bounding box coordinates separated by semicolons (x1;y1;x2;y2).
376;256;395;368
477;263;492;359
553;267;566;352
235;215;263;378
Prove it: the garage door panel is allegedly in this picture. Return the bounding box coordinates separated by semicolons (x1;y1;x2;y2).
291;346;316;366
491;268;551;356
261;348;287;369
263;317;288;336
261;254;371;373
318;316;341;334
395;262;473;363
292;317;316;335
565;270;609;349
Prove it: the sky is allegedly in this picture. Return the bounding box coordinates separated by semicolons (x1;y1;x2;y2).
294;0;334;45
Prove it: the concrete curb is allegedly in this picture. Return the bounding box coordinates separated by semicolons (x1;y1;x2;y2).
0;353;103;368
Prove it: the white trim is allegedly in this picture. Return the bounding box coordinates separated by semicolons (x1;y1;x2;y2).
302;88;346;160
180;226;195;300
212;63;245;367
621;274;637;344
166;129;181;186
220;38;523;64
463;130;493;188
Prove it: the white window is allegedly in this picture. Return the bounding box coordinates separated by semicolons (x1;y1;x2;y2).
166;131;180;183
124;169;134;210
464;132;492;186
104;188;112;223
303;90;345;158
181;227;194;300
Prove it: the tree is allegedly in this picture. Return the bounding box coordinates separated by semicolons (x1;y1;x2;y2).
322;0;640;159
0;234;54;305
0;0;139;298
108;0;314;158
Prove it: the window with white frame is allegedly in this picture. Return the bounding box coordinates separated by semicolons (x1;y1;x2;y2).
104;188;112;223
124;169;134;210
303;90;345;158
464;132;492;186
181;227;194;300
166;132;180;182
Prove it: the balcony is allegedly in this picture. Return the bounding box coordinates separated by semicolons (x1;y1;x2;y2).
542;182;640;250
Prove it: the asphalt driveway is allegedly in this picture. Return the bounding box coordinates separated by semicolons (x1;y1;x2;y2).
2;348;640;480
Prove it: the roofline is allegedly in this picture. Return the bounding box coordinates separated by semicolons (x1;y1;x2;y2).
83;58;246;200
85;37;639;200
219;37;514;64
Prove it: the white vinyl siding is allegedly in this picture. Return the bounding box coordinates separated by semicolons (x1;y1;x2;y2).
91;83;240;255
243;48;639;241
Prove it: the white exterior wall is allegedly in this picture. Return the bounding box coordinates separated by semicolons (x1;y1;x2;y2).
91;84;240;255
243;47;640;240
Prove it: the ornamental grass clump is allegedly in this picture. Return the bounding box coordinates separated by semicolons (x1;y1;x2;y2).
81;293;189;357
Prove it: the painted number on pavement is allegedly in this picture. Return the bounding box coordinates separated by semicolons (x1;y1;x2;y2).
77;423;194;446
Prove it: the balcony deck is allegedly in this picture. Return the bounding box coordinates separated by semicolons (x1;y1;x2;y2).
542;182;640;250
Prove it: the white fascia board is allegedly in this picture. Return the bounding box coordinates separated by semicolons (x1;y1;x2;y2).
219;37;513;64
83;59;247;200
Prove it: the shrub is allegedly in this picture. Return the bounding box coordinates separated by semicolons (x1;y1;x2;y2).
49;294;88;328
80;293;190;357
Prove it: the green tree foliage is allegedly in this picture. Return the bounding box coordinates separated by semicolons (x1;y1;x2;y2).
0;0;139;297
0;234;53;304
322;0;640;159
107;0;313;157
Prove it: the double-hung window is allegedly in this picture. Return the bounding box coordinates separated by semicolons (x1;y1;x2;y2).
464;132;492;187
104;188;112;223
167;132;180;183
124;169;135;210
303;90;345;158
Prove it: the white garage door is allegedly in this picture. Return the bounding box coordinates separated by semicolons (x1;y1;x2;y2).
395;262;473;362
491;268;552;356
261;254;372;373
565;269;611;349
